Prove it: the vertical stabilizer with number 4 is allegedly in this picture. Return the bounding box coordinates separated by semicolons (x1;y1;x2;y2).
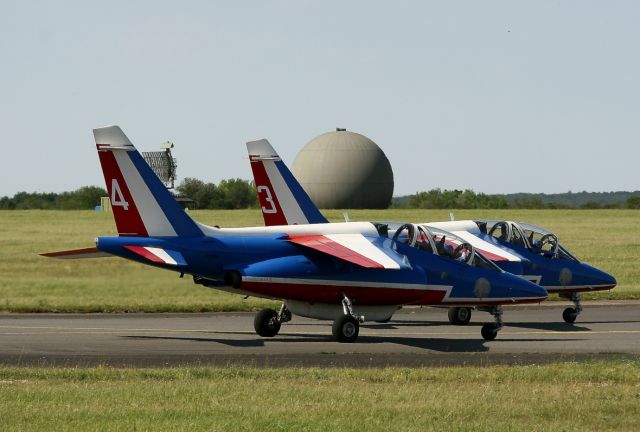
94;126;203;238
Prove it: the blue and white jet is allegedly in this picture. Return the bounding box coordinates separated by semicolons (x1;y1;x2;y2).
246;138;615;326
42;126;547;342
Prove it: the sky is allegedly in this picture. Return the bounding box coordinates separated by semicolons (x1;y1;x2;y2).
1;0;639;197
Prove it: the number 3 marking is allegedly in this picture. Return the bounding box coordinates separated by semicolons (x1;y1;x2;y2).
111;179;129;210
257;185;277;214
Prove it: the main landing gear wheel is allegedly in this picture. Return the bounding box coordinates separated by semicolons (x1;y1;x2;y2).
254;308;281;337
448;307;472;325
562;307;578;324
332;315;359;343
481;323;499;341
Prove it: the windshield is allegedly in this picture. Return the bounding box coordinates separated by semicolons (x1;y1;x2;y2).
518;222;579;262
391;223;501;271
481;220;579;262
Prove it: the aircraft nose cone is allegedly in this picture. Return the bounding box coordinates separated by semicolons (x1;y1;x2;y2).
582;265;617;289
599;270;617;288
511;276;548;303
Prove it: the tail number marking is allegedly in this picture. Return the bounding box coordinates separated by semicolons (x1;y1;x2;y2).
257;186;277;214
111;179;130;210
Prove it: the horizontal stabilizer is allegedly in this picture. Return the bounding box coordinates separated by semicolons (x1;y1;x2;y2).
124;245;187;266
40;247;112;259
287;234;404;269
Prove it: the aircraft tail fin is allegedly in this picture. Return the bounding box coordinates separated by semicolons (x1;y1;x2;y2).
247;139;328;226
94;126;203;237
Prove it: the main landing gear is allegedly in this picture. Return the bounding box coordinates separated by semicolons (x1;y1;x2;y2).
254;304;291;337
478;305;503;341
560;292;582;323
332;293;364;343
448;307;472;325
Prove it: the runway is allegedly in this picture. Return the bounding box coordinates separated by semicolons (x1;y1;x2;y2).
0;302;638;367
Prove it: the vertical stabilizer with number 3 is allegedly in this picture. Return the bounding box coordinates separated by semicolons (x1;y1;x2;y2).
247;139;328;226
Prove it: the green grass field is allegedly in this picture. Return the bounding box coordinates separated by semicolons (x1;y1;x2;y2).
0;209;637;312
0;361;638;431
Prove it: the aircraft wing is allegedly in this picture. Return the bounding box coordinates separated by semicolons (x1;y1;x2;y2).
42;245;186;267
40;247;112;259
286;233;408;270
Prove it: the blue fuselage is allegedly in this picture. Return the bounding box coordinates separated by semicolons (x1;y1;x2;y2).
476;234;617;293
97;233;547;306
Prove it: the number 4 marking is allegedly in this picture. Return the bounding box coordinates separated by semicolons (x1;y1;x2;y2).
257;185;277;214
111;179;129;210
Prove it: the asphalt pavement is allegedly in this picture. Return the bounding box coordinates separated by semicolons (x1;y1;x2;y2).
0;302;638;367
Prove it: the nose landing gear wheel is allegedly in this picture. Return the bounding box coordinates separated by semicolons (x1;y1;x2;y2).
448;307;472;325
478;305;503;341
562;307;578;323
560;293;582;323
481;323;499;341
254;308;281;337
332;315;359;343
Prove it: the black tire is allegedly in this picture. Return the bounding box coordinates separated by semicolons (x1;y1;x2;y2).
332;315;359;343
481;323;499;341
448;307;472;325
563;307;578;324
254;308;281;337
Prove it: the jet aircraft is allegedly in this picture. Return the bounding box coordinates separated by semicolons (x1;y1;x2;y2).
42;126;547;342
423;219;616;324
246;139;615;326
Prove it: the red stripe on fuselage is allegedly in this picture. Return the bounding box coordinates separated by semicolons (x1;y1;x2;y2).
249;159;287;226
97;147;148;237
124;246;164;263
242;280;447;305
287;235;384;268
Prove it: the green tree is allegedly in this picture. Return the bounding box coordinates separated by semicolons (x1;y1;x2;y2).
217;179;258;209
627;196;640;209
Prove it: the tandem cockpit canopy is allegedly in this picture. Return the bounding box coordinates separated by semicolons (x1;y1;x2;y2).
479;220;580;262
389;223;502;272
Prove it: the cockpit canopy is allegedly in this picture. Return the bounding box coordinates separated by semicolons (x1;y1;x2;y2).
390;223;502;272
479;220;579;262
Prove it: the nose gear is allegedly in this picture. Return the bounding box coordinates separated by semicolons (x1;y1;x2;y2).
478;305;503;341
560;292;582;323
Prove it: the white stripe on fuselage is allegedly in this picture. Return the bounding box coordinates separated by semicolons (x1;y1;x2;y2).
145;247;178;265
423;221;521;262
196;221;381;237
449;230;522;262
325;234;400;269
113;151;176;237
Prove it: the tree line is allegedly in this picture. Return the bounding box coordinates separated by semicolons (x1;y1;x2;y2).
394;188;640;210
174;178;258;209
0;178;258;210
2;182;639;210
0;186;107;210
